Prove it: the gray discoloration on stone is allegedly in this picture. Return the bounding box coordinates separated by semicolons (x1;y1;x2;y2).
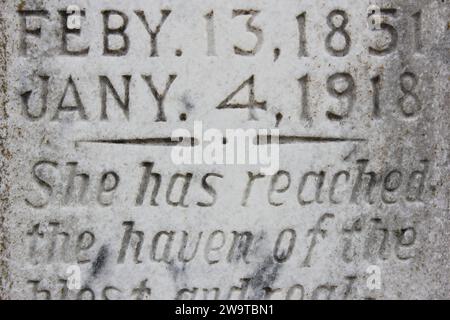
90;245;108;278
0;0;449;299
247;256;281;300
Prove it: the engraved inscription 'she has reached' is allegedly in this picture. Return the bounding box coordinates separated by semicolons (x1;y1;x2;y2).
0;0;449;299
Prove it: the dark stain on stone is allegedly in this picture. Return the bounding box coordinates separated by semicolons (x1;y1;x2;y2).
181;95;195;111
248;256;281;299
91;245;108;277
167;261;187;283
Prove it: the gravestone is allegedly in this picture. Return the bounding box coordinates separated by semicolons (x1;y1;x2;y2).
0;0;449;300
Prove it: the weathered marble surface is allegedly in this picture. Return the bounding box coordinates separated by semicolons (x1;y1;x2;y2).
0;0;449;300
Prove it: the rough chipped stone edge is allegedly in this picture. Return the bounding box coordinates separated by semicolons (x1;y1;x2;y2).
0;0;11;300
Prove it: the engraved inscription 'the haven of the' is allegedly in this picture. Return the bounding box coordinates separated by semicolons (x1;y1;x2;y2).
0;0;449;300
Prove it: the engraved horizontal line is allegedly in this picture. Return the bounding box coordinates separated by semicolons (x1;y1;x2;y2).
75;137;197;147
256;135;367;145
76;135;366;147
